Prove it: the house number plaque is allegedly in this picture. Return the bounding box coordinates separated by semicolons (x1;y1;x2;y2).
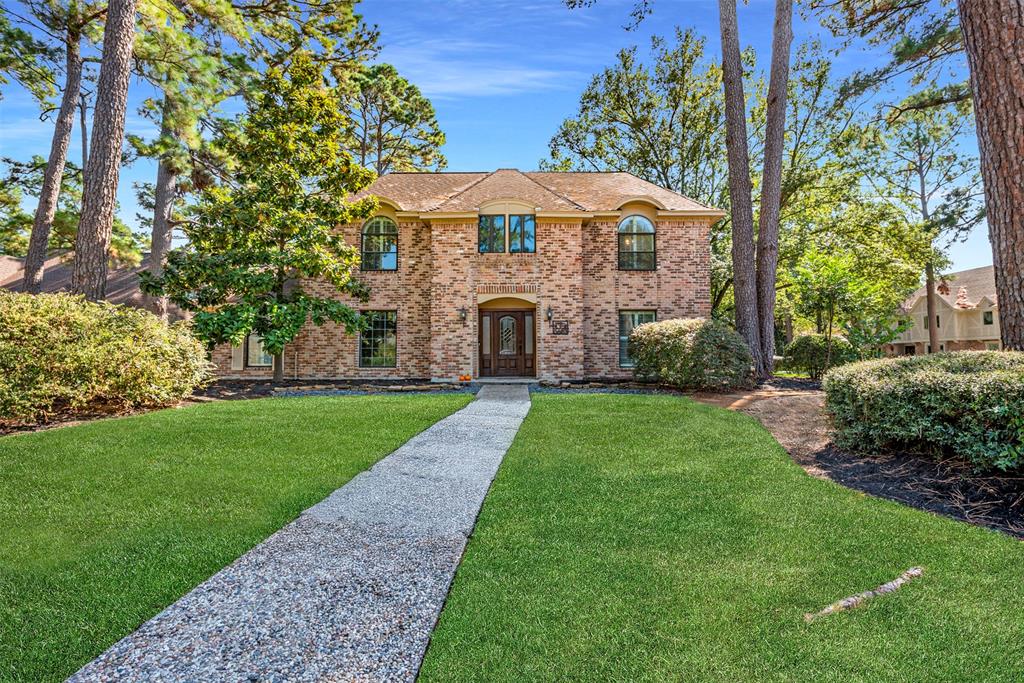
551;320;569;335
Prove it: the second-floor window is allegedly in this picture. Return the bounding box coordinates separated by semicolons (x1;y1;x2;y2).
479;214;536;253
618;215;656;270
479;215;505;253
362;216;398;270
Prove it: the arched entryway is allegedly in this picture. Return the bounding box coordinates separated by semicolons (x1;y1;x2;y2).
478;297;536;377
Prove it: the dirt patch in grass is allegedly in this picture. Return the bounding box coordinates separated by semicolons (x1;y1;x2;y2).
692;381;1024;540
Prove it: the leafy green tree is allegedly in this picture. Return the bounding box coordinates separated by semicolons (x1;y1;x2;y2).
542;28;761;316
851;101;984;353
0;156;145;265
344;62;446;174
4;1;107;293
131;0;377;317
0;11;56;103
544;28;730;207
142;54;377;381
810;0;1024;351
808;0;968;110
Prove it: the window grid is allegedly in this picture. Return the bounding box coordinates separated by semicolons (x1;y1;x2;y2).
618;215;656;271
361;216;398;271
359;311;398;368
619;310;656;367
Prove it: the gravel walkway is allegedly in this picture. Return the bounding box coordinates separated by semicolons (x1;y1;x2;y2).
69;384;531;683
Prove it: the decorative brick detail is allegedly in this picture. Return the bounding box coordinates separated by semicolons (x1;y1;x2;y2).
477;283;539;294
212;213;714;382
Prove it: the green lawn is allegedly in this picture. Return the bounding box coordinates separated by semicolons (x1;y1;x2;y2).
421;393;1024;682
0;393;471;683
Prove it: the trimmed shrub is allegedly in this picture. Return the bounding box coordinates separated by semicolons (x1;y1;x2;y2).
784;334;856;380
0;291;213;423
629;318;754;390
824;351;1024;471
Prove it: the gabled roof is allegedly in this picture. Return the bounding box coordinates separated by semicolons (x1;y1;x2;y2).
0;253;187;320
904;265;997;310
354;169;722;214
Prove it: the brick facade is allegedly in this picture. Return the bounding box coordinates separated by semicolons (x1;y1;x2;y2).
212;170;718;382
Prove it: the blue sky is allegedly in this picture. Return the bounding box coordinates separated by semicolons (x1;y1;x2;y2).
0;0;993;270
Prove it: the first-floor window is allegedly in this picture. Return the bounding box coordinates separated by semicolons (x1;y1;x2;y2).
619;310;656;367
360;311;397;367
246;334;273;367
984;310;994;325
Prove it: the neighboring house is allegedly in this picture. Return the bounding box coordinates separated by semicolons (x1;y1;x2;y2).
0;254;186;320
0;256;23;282
214;169;722;382
884;264;1001;355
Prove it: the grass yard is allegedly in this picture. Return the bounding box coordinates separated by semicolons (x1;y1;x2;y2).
0;393;471;683
421;393;1024;682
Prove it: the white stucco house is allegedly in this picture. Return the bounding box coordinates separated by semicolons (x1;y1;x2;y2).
884;265;1001;355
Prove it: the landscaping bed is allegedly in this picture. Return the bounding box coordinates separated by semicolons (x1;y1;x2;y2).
712;383;1024;539
196;378;475;400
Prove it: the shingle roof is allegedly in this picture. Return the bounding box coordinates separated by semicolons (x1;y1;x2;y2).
0;255;22;281
355;169;721;214
0;254;187;320
905;265;997;309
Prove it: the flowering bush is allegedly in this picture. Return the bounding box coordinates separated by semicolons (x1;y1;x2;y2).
784;334;856;380
0;291;212;424
629;318;754;390
823;351;1024;470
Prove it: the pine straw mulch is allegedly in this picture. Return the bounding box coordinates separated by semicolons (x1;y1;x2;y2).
692;381;1024;540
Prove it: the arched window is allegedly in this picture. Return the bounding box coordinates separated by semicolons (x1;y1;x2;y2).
361;216;398;271
617;215;655;270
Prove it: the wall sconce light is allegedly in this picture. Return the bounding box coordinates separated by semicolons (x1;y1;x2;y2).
546;306;554;322
458;307;468;323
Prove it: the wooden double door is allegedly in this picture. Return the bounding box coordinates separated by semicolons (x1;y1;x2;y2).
479;309;536;377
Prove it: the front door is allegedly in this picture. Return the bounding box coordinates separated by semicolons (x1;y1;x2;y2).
479;310;535;377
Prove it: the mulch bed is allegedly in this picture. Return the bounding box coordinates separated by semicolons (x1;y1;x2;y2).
196;378;473;400
804;444;1024;539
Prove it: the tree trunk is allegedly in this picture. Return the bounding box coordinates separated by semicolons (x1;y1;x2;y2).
273;351;284;381
23;30;83;294
80;92;89;168
146;110;177;319
755;0;794;378
718;0;762;370
959;1;1024;350
925;261;940;352
72;0;137;301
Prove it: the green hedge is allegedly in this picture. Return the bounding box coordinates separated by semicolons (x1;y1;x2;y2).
0;291;212;423
629;318;754;390
824;351;1024;470
784;334;856;380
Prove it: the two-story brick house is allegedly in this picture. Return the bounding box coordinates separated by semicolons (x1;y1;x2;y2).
213;169;722;382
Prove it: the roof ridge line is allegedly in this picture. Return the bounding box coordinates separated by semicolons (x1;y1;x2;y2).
521;170;587;210
434;170;497;209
